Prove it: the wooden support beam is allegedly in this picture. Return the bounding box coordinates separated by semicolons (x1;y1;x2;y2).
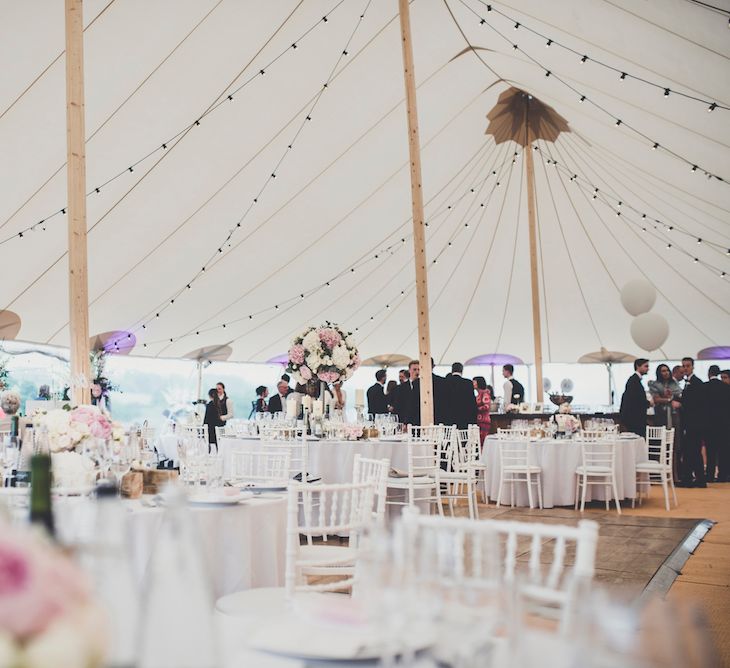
398;0;433;425
65;0;91;404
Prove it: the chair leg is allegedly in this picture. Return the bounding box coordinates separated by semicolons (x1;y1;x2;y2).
605;483;610;511
612;477;622;515
661;474;669;512
574;476;580;511
632;476;637;509
526;471;534;509
537;474;543;510
670;477;678;507
510;479;515;508
580;474;587;512
496;477;503;508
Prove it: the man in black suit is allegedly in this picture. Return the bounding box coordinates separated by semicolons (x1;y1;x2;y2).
396;360;420;425
678;357;706;487
366;369;388;416
267;380;289;414
704;365;730;482
619;358;650;436
412;358;450;426
445;362;478;429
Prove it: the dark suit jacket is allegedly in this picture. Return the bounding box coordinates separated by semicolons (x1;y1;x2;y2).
704;378;730;433
268;393;286;414
412;374;450;426
366;382;388;415
445;374;478;429
396;380;419;425
681;375;705;431
619;373;649;435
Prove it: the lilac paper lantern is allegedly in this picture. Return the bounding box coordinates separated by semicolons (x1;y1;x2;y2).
90;330;136;355
267;353;290;366
465;353;524;366
697;346;730;361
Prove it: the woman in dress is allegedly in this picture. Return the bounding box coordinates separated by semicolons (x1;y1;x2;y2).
473;376;492;444
385;380;398;413
253;385;268;413
203;388;225;451
648;363;681;429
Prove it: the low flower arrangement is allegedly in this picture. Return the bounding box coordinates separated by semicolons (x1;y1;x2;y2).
287;323;360;386
0;522;105;668
0;391;21;416
36;406;123;453
552;411;581;433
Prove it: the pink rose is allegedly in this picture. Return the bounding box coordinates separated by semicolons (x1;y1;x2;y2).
70;406;95;424
351;353;361;371
288;344;305;365
89;419;111;439
300;365;312;381
0;524;91;639
318;328;341;351
317;370;340;383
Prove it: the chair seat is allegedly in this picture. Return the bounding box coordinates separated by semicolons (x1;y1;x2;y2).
298;544;357;568
635;461;670;472
386;476;436;487
441;470;475;480
503;465;542;473
216;586;288;617
576;465;613;475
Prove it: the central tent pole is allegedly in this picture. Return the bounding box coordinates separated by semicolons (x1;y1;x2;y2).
523;97;544;403
398;0;433;425
65;0;91;405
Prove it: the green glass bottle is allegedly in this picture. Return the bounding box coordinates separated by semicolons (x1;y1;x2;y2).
29;454;55;537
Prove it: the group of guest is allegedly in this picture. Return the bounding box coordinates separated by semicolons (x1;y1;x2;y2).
252;374;348;418
620;357;730;486
366;360;499;443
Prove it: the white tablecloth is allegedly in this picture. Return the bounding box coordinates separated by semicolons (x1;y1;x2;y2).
217;436;416;483
481;435;648;508
50;495;287;597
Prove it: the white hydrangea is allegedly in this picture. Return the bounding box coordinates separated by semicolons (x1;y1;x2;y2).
332;344;350;368
302;329;320;352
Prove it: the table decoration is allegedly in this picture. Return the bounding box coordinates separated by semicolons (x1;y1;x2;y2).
0;390;21;416
0;520;105;668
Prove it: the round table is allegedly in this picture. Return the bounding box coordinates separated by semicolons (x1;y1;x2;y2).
48;495;287;598
481;434;648;508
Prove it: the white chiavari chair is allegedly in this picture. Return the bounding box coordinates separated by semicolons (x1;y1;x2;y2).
258;426;319;483
440;426;480;519
496;438;543;509
182;424;207;440
397;511;599;629
229;449;291;488
633;427;677;511
574;432;621;514
352;455;389;525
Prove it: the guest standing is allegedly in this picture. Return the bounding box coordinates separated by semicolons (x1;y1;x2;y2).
704;365;730;482
473;376;492;444
268;381;289;414
216;382;234;422
412;358;449;426
678;357;706;488
396;360;420;425
445;362;477;429
648;364;681;429
253;386;268;413
502;365;525;407
619;358;651;437
367;370;388;416
203;388;225;450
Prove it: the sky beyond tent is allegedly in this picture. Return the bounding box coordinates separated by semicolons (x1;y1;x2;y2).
1;0;728;364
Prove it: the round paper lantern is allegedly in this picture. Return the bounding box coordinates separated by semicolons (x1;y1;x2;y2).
620;279;657;316
543;377;552;392
560;378;574;393
630;313;669;352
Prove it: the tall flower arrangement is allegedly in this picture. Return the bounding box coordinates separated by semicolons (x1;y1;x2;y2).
287;323;360;386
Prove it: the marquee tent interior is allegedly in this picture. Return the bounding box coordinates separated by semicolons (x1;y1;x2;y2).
1;0;728;366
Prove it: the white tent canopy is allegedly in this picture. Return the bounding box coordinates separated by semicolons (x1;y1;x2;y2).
1;0;728;364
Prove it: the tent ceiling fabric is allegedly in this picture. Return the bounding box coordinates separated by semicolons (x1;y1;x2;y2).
1;0;728;364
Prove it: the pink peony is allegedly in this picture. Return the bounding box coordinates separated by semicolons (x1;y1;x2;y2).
317;370;341;383
89;418;112;439
0;523;91;640
288;344;305;365
299;365;312;381
318;327;342;351
351;353;361;370
70;406;96;424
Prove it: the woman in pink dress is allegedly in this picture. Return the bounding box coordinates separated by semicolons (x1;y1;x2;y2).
473;376;491;445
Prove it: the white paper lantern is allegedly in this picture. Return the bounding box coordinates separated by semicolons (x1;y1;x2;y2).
630;313;669;351
560;378;574;393
543;377;552;392
620;279;657;316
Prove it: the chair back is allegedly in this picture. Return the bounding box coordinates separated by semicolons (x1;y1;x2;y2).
645;425;667;461
214;425;225;443
182;424;207;440
258;431;309;481
258;425;303;442
578;436;617;471
456;425;481;467
230;449;291;486
398;512;599;625
497;439;531;470
286;481;375;597
352;455;389;523
496;427;530;440
664;428;675;468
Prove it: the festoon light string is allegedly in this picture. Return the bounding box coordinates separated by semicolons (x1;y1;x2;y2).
122;0;374;343
136;141;516;351
456;0;729;184
0;0;349;248
470;0;728;111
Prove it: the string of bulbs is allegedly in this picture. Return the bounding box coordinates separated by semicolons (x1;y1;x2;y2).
458;0;729;185
131;144;517;352
472;0;728;111
123;0;374;341
534;141;729;282
0;0;349;248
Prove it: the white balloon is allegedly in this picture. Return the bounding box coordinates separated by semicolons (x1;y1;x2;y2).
620;279;657;316
630;313;669;351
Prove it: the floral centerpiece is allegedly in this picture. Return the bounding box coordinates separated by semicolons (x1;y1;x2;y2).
0;521;105;667
35;406;124;489
552;404;581;433
0;390;21;416
287;323;360;386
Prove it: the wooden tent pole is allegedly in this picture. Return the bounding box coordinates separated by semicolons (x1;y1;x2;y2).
524;98;544;403
65;0;91;405
398;0;433;426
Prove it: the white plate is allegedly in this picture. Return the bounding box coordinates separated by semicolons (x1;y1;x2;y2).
187;491;253;505
241;482;288;492
53;485;95;496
